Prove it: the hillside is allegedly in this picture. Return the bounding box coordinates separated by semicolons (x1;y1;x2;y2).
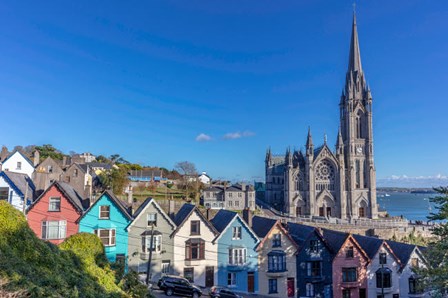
0;201;127;298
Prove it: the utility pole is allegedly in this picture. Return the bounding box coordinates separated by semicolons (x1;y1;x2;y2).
22;180;29;214
145;223;155;285
381;262;385;298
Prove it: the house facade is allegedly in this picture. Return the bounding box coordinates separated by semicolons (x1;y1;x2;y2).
61;163;92;199
127;198;176;281
33;157;64;196
202;184;256;211
1;150;35;178
79;191;132;262
210;210;259;294
0;171;35;212
253;216;298;298
27;181;87;245
287;223;333;298
171;204;219;287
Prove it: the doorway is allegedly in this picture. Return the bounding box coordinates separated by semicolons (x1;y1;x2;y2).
247;272;255;293
205;266;214;287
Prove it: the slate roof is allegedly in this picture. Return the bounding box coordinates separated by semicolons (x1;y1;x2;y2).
251;216;277;238
79;190;132;221
132;197;153;219
2;150;34;168
210;209;237;233
173;203;195;226
353;234;384;259
386;240;416;266
0;171;35;198
87;162;112;170
286;222;316;246
321;228;349;252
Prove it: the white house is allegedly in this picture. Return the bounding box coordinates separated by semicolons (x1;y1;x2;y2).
171;204;219;287
198;172;211;185
1;150;35;178
0;171;35;212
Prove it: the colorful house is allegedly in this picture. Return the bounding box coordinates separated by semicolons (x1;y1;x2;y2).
27;181;87;244
0;171;35;212
210;209;259;294
287;223;333;298
1;150;35;178
171;204;219;287
79;191;132;263
323;229;369;298
252;216;298;298
127;197;176;281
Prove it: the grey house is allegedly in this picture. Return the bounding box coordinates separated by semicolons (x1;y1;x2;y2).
127;197;176;282
202;183;256;211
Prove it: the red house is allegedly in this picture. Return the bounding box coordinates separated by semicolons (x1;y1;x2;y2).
27;181;88;244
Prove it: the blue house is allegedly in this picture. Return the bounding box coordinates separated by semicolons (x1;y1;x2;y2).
286;223;333;298
79;191;132;263
210;209;260;294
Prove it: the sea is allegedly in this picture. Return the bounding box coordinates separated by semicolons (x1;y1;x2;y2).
377;192;437;222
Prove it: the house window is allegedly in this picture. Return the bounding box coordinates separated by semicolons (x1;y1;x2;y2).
272;233;281;247
268;251;286;272
232;226;242;240
306;283;314;297
346;246;354;258
411;257;419;268
229;192;233;198
228;248;246;265
184;267;194;282
238;192;242;198
227;273;236;286
235;201;239;207
48;165;53;173
307;261;322;277
99;206;110;219
229;201;233;207
142;235;162;253
376;268;392;288
161;260;170;274
190;221;200;235
16;162;22;170
73;169;78;177
48;197;61;212
268;279;278;294
42;220;66;240
147;213;157;226
185;239;205;260
379;252;387;264
342;268;357;282
95;229;116;246
0;187;9;201
310;240;318;253
409;276;422;294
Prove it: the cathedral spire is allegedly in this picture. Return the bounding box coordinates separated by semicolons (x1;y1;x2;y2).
306;127;313;148
348;11;362;73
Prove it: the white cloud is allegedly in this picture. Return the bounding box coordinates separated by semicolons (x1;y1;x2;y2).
223;130;255;140
195;133;212;142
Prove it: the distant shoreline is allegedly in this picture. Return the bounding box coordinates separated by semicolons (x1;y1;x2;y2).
377;187;437;194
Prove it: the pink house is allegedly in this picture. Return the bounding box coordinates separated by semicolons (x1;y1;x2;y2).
323;229;370;298
26;181;87;245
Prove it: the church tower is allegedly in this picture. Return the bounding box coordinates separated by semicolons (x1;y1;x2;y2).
340;12;378;219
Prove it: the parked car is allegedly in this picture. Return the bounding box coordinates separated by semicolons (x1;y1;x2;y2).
157;275;202;297
209;286;243;298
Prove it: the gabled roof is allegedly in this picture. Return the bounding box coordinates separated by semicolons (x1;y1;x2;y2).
2;150;34;168
255;219;299;252
0;171;35;198
128;197;176;230
210;209;260;244
171;203;219;237
27;181;87;213
252;216;277;238
322;229;370;262
386;240;417;268
79;190;132;222
352;234;383;259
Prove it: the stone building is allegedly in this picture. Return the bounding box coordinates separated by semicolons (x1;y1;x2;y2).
201;183;256;211
265;14;378;220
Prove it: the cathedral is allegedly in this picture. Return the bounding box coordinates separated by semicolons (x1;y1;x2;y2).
265;13;378;220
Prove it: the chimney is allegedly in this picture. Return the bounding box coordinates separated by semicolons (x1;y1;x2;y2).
33;150;40;167
243;208;253;227
62;156;67;167
206;208;212;221
168;198;175;220
241;182;246;192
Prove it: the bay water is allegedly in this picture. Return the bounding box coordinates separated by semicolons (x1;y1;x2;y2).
377;192;437;221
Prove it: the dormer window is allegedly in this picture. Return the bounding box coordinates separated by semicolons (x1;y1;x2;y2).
147;213;157;226
346;246;354;258
190;220;200;235
99;206;110;219
49;197;61;211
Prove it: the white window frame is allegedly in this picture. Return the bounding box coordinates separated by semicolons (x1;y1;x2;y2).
48;197;61;212
232;226;242;240
161;260;170;274
142;234;162;253
99;205;110;219
306;283;314;297
95;229;116;247
228;248;247;265
42;220;66;240
147;213;157;226
227;272;236;286
16;162;22;170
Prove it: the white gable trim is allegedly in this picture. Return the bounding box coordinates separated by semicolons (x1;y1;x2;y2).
127;198;176;230
212;214;260;244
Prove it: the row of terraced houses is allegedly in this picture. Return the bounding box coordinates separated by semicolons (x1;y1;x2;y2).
0;170;427;298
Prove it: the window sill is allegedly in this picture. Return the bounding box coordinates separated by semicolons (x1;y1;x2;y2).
48;210;61;212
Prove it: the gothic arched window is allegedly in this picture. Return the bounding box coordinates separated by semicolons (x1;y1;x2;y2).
356;110;363;139
315;160;335;191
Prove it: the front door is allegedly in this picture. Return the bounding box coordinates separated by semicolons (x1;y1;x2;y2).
205;266;214;287
287;278;295;297
319;207;324;216
326;207;332;217
247;272;255;293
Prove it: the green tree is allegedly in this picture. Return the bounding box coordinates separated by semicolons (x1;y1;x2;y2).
34;144;65;161
417;187;448;296
99;166;129;195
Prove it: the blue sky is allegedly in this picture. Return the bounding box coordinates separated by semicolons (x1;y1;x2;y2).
1;1;447;184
